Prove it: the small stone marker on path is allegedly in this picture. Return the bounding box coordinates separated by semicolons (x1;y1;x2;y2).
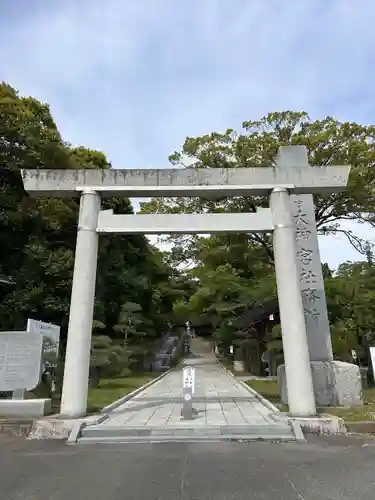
181;366;196;420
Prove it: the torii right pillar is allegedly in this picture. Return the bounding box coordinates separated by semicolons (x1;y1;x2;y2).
276;146;363;407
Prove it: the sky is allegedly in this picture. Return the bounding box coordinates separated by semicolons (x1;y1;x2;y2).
1;0;374;269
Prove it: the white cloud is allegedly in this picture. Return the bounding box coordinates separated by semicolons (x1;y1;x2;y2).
1;0;375;268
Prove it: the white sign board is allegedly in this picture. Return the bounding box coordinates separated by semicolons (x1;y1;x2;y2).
229;345;234;355
369;347;375;379
27;319;60;354
0;332;43;391
182;366;196;393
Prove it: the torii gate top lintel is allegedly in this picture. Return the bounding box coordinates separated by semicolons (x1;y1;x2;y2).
21;146;350;198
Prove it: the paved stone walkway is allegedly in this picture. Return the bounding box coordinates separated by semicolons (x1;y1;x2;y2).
90;338;279;430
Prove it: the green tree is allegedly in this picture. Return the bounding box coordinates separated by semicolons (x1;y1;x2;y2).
114;302;149;346
0;81;76;331
0;82;177;364
325;260;375;365
140;111;375;368
90;335;128;388
141;111;375;265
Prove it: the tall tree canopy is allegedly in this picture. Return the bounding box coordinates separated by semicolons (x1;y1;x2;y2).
142;111;375;266
0;82;178;360
141;111;375;363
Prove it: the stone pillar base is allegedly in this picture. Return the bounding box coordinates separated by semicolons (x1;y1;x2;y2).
278;361;363;407
0;399;52;418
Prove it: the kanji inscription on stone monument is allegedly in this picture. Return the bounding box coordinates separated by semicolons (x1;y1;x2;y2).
183;366;195;392
290;193;333;361
297;248;313;265
301;287;320;304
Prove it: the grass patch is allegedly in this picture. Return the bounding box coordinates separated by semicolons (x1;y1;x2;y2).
25;372;159;415
246;379;375;422
246;379;279;401
323;388;375;422
245;379;288;412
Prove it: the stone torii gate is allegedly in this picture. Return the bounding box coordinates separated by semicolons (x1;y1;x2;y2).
21;146;362;419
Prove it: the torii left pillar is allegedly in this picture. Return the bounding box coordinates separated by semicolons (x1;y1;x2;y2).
60;189;101;417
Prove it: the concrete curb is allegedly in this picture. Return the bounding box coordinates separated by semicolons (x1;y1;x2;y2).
292;415;347;436
0;419;34;437
79;423;298;444
289;420;307;444
79;434;298;445
215;357;281;413
67;421;85;445
271;411;347;436
67;412;111;444
237;380;281;414
78;434;298;444
82;423;293;437
27;412;110;441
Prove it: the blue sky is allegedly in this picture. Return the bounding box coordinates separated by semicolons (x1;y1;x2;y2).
1;0;374;269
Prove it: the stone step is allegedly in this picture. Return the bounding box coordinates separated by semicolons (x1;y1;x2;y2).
81;424;294;438
79;423;298;444
78;433;297;444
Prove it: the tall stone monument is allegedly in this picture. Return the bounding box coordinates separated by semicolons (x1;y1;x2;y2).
276;146;362;406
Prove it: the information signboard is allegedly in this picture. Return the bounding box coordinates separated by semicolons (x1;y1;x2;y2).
0;332;43;391
27;319;60;355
